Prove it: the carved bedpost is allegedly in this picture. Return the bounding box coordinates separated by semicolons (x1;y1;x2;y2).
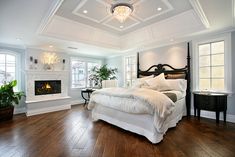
137;52;140;78
186;42;191;117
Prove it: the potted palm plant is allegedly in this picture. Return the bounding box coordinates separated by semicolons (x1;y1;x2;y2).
0;80;24;121
89;64;117;88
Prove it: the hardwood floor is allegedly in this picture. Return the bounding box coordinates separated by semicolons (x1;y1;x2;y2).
0;105;235;157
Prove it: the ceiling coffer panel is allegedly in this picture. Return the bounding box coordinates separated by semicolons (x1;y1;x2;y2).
72;0;110;23
104;16;139;31
133;0;173;21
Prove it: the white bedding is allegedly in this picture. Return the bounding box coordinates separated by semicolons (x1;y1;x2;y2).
88;87;175;132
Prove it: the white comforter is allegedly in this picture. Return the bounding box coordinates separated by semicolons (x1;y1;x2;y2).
88;88;175;132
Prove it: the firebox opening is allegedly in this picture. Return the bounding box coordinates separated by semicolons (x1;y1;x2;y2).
35;80;61;95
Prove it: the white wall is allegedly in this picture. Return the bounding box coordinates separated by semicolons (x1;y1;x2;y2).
105;42;188;87
105;56;124;87
139;42;187;70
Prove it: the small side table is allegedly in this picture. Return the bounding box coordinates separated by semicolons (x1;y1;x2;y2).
193;92;228;123
81;88;95;106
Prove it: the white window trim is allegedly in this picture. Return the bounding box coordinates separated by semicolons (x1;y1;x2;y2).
192;33;232;94
0;49;21;91
70;57;102;89
123;54;137;87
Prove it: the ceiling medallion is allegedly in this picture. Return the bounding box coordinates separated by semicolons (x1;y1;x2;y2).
111;3;133;23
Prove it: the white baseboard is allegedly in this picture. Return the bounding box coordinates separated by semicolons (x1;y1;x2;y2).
70;99;84;106
14;107;26;114
191;109;235;123
26;104;71;117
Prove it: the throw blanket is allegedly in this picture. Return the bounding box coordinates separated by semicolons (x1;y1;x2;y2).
88;88;175;133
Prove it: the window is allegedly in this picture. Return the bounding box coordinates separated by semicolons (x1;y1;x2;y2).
124;55;137;87
198;41;225;90
71;58;100;88
194;33;232;93
0;53;16;85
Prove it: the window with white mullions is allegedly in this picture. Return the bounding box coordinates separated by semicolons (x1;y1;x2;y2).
198;41;225;91
124;55;137;87
71;58;101;88
0;53;16;86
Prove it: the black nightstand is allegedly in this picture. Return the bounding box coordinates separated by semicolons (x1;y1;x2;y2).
193;92;228;123
81;88;96;106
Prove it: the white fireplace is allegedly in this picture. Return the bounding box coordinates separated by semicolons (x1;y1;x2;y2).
25;70;71;116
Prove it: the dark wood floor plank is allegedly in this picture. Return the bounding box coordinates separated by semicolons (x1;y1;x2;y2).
0;105;235;157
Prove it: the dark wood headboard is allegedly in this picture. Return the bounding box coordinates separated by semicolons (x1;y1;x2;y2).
137;42;191;117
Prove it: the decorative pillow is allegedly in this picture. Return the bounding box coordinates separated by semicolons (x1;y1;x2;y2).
165;73;186;79
145;73;171;91
166;79;187;92
132;75;154;88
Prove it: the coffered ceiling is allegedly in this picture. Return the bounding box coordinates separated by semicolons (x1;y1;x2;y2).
56;0;192;34
0;0;234;57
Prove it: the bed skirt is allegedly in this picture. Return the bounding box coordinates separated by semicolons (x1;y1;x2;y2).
91;98;186;143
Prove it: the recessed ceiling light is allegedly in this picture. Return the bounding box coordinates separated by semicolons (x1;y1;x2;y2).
157;7;162;11
120;25;124;29
83;10;88;14
49;45;53;48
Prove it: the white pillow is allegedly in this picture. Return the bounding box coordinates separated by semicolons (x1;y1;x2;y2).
132;75;154;88
166;79;187;92
145;73;171;91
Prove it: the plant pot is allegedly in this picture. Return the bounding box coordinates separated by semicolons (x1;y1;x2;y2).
0;106;14;122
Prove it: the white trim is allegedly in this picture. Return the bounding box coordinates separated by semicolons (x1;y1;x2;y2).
26;104;71;116
189;0;210;28
191;110;235;123
132;0;174;22
25;96;71;104
72;0;111;23
103;16;140;32
14;107;26;114
36;0;64;34
70;99;84;105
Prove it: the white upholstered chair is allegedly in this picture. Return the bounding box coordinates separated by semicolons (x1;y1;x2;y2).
102;80;118;88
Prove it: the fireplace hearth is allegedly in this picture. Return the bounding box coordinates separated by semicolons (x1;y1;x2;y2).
35;80;61;95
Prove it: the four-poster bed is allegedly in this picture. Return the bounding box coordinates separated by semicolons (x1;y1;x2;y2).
88;42;191;143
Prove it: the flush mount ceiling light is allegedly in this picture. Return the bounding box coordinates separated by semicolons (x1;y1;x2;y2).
111;3;133;23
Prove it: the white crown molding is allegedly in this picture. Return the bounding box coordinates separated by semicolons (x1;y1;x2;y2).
36;0;64;35
189;0;210;28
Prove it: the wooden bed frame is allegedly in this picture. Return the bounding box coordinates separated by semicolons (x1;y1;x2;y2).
137;42;191;116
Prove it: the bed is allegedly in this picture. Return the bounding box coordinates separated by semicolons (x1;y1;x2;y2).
88;43;191;144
